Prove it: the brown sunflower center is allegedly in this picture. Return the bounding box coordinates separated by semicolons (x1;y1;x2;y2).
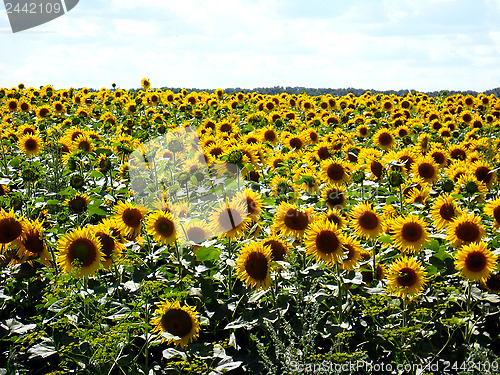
485;274;500;292
245;251;269;281
343;244;355;260
358;211;379;230
24;138;38;151
161;309;193;338
431;152;445;165
378;132;393;146
264;240;287;262
318;147;331;160
327;213;342;226
23;231;44;254
220;124;231;133
326;188;345;207
122;208;143;228
475;166;492;184
68;238;97;266
493;206;500;224
397;267;417;287
315;230;340;255
401;222;423;242
264;130;276;142
69;197;88;214
455;222;481;243
327;163;345;181
284;208;309;231
155;217;175;237
96;233;115;257
246;197;259;216
450;149;466;160
465;251;487;272
0;217;23;243
418;163;435;179
370;161;383;179
289;137;303;149
439;203;456;221
187;227;205;243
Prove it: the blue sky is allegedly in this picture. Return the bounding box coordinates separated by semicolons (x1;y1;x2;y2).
1;0;500;91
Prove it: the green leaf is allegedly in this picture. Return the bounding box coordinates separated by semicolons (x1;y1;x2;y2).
385;196;398;205
46;200;60;205
89;170;105;179
379;233;393;244
195;246;221;261
88;206;108;216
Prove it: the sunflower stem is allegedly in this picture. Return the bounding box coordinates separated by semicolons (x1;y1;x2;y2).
227;237;233;298
48;244;59;277
144;296;150;375
336;263;343;324
372;240;378;286
399;184;404;214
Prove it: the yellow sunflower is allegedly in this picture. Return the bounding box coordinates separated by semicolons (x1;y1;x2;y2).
150;300;200;347
446;213;485;247
350;203;382;239
412;156;440;184
273;202;313;239
14;219;50;265
321;158;352;185
304;219;344;265
231;188;263;221
390;215;429;253
208;200;250;240
482;273;500;293
235;241;273;290
386;256;427;299
112;201;149;239
455;242;498;281
17;134;43;156
146;211;177;245
263;235;289;262
64;193;89;214
56;227;104;278
93;222;125;270
373;128;395;150
484;196;500;230
0;209;24;245
324;185;347;209
178;220;209;246
430;194;461;231
340;235;363;270
324;208;345;229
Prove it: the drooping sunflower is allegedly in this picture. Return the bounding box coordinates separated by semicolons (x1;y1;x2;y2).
430;194;461;231
390;215;429;253
350;202;382;239
112;201;149;239
0;209;24;245
273;202;313;239
304;219;344;265
455;242;498;281
446;213;485;247
56;227;104;278
150;300;200;348
93;222;125;269
386;256;427;299
235;241;273;290
146;211;177;245
17;134;43;156
208;200;250;240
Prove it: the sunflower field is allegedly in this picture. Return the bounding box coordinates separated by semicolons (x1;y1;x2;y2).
1;81;500;375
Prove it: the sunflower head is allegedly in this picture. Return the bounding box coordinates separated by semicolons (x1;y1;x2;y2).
455;242;498;282
146;211;177;245
386;256;427;299
151;300;200;347
112;201;149;239
350;202;382;239
304;219;345;265
235;242;273;290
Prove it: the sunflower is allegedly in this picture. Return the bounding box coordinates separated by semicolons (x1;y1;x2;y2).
386;256;427;298
471;160;495;189
273;202;313;239
141;78;151;90
455;242;498;281
65;193;89;214
484;196;500;229
324;208;345;229
235;241;273;290
270;175;297;199
453;173;487;201
263;235;289;262
231;188;263;221
72;133;95;154
112;201;149;239
482;272;500;293
430;194;461;231
208;200;250;240
390;215;429;253
446;213;485;247
56;227;104;278
146;211;177;245
304;219;344;265
93;222;125;269
412;156;439;183
321;158;352;185
373;128;395;150
324;185;347;209
151;300;200;347
178;220;209;246
340;235;363;270
356;124;369;138
17;134;43;156
350;203;382;239
14;219;50;264
0;209;24;245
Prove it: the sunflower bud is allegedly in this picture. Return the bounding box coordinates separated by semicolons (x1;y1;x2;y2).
388;171;403;187
351;169;365;183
